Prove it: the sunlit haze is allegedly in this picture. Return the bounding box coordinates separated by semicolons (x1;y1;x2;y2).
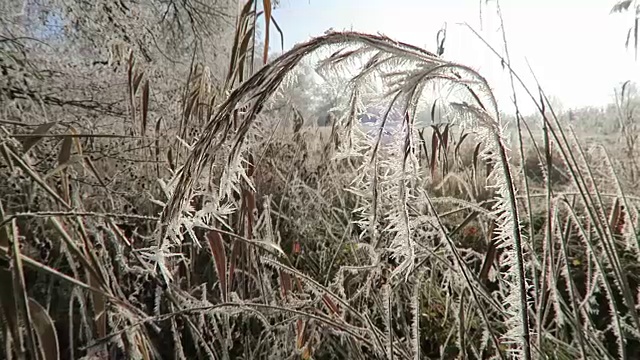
269;0;640;115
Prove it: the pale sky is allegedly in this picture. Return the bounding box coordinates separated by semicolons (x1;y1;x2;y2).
268;0;640;115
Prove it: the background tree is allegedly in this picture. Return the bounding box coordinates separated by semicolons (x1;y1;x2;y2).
610;0;640;59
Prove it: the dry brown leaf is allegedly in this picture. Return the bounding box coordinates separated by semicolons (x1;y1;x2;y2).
262;0;271;64
28;298;60;360
167;148;175;171
207;230;228;302
133;70;145;94
141;80;149;137
21;122;57;153
58;135;72;166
